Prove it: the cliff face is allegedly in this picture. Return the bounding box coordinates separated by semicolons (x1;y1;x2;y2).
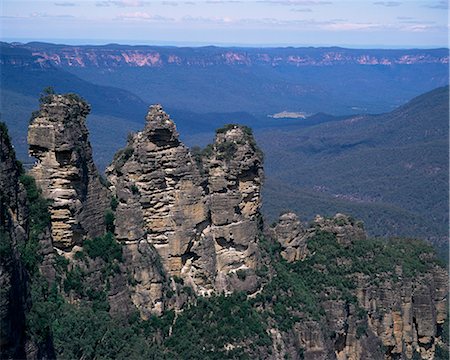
28;94;109;249
15;43;449;68
0;124;29;358
270;214;448;360
107;106;263;298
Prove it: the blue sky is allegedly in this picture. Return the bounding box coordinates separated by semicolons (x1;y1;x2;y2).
1;0;448;47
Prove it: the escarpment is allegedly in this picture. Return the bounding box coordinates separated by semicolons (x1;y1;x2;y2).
28;94;110;249
107;106;264;296
1;93;447;360
268;213;448;360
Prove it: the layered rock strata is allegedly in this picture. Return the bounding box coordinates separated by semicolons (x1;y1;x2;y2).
107;106;264;296
271;212;448;360
28;94;109;249
204;125;263;292
272;212;308;262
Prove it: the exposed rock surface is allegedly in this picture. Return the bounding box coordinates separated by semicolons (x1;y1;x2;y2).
272;212;308;262
204;125;263;293
0;124;55;359
0;124;29;359
107;107;264;297
271;211;448;360
28;94;109;249
312;213;366;246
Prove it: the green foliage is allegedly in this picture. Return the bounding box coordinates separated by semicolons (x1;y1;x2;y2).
63;266;85;294
104;210;115;233
165;293;271;359
216;141;237;161
113;146;134;173
27;278;64;343
236;269;247;281
254;231;439;333
130;184;140;195
110;196;119;211
0;230;12;259
83;232;123;264
18;174;51;273
356;324;367;339
39;86;55;105
65;92;85;103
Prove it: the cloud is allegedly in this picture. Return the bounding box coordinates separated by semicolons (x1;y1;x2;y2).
54;1;76;6
96;0;150;7
423;1;448;9
205;0;244;3
161;1;178;5
290;8;313;12
257;0;332;5
324;22;383;31
116;11;174;21
30;12;75;18
373;1;401;7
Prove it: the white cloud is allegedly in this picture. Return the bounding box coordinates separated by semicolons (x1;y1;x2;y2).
96;0;150;7
116;11;174;21
373;1;402;7
54;2;76;6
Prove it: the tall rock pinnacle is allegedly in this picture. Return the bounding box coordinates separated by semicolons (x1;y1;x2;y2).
28;93;109;249
107;107;264;296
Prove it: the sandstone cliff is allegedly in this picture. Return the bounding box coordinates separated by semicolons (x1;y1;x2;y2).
269;213;448;360
28;93;109;249
0;123;29;358
107;106;264;298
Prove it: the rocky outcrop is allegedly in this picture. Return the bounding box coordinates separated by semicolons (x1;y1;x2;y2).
272;212;308;262
351;266;449;360
0;124;29;359
271;211;448;360
204;124;263;293
28;94;109;249
16;43;449;68
106;104;211;308
272;212;365;262
0;123;56;359
312;213;366;246
107;107;263;298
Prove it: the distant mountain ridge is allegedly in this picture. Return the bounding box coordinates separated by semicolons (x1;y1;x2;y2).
9;42;449;68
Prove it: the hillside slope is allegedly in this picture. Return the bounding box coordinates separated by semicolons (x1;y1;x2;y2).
259;86;449;253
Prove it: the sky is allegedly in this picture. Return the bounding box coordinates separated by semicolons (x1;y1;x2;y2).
0;0;448;48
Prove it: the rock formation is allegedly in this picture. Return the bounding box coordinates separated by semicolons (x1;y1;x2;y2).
1;95;447;360
272;212;308;262
203;124;263;293
28;94;109;249
107;106;263;296
0;124;29;359
0;123;55;358
271;211;448;360
312;213;366;246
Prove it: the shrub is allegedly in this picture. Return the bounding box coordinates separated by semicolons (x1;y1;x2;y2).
83;233;123;263
104;210;115;233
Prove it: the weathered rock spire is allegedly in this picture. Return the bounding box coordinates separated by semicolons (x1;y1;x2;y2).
28;93;109;249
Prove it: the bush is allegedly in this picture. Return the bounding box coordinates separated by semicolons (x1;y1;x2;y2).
83;233;123;263
104;210;115;233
